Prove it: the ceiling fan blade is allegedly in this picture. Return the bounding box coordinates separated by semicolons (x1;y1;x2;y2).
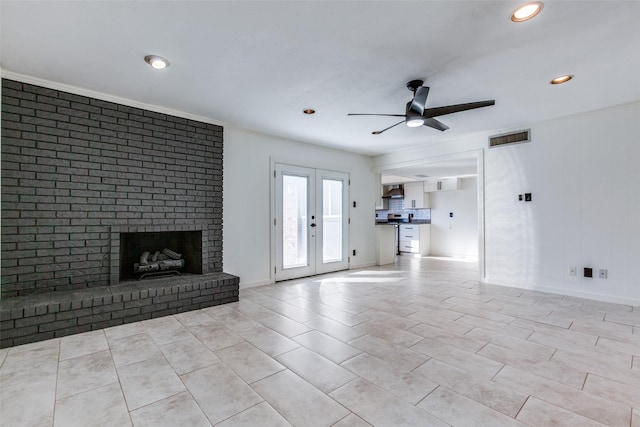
348;113;406;117
423;118;449;131
408;86;430;115
372;120;406;135
423;100;495;118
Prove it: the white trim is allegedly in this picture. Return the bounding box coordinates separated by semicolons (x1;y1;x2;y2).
1;70;226;127
239;279;274;289
348;261;376;270
480;280;640;307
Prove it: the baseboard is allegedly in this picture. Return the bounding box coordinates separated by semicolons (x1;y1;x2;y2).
481;279;640;307
239;279;273;289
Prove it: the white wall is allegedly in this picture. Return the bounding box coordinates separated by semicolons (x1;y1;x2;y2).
223;127;377;288
429;177;478;258
374;102;640;305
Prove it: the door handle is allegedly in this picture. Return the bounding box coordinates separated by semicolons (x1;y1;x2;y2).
310;223;316;227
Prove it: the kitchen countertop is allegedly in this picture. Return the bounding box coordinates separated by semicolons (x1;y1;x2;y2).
375;220;431;225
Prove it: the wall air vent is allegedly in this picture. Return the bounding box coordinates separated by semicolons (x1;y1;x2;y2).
489;129;531;148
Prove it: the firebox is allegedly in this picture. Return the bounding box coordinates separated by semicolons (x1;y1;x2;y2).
118;230;203;282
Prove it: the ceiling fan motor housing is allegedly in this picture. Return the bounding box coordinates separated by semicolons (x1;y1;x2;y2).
406;79;424;92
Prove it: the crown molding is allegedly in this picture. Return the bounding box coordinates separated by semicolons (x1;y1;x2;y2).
1;70;226;127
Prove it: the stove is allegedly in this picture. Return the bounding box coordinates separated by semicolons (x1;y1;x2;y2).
386;213;410;224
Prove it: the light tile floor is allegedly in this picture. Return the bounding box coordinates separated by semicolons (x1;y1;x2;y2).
1;257;639;426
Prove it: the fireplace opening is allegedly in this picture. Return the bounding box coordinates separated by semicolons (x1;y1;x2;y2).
119;231;203;282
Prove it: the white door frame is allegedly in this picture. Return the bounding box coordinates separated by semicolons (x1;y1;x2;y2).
270;161;350;282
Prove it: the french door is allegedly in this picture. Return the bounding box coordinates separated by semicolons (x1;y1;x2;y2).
274;163;349;281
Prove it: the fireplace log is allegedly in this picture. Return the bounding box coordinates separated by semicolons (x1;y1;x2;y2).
162;248;182;260
134;259;185;274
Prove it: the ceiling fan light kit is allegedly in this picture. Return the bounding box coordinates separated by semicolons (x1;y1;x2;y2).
348;79;495;135
406;117;425;128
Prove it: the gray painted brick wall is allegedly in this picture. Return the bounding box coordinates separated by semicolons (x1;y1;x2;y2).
1;79;224;298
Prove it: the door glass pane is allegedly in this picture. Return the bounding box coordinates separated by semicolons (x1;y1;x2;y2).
322;178;343;263
282;174;308;269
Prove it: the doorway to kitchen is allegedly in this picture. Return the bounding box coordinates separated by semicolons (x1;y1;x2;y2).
376;149;485;279
272;163;349;281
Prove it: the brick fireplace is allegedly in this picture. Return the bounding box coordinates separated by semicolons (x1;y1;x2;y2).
0;79;239;347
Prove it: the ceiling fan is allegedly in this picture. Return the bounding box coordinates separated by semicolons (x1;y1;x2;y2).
348;80;495;135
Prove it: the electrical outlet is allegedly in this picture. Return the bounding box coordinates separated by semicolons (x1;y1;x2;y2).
584;267;593;278
599;269;608;279
568;267;576;276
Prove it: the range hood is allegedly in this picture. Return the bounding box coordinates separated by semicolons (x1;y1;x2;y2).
382;185;404;199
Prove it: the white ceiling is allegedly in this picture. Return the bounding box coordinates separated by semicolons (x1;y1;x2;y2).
1;1;639;160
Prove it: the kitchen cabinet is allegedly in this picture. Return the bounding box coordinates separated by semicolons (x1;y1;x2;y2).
376;224;396;265
399;224;430;255
403;182;427;208
423;178;461;193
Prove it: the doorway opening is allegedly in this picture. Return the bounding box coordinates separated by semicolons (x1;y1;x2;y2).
272;163;350;281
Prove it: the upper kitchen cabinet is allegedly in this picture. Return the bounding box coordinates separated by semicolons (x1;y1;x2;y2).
403;182;428;208
423;178;461;193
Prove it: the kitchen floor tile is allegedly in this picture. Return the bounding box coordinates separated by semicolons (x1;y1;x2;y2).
330;378;448;427
293;330;362;364
215;341;285;384
341;353;437;405
187;323;245;351
59;329;109;361
158;334;221;375
143;315;193;345
417;386;525;426
129;391;211;427
410;337;503;379
582;372;640;407
252;369;350;427
348;334;428;372
515;396;608;427
56;349;118;399
304;316;366;343
275;346;357;393
494;365;631;427
181;364;263;425
236;325;301;357
108;332;162;367
54;382;131;427
477;342;587;389
331;413;373;427
412;358;528;418
215;401;291;427
116;354;186;410
1;346;57;427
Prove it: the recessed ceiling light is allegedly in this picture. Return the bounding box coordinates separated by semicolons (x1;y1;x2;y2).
550;74;574;84
144;55;169;70
511;2;544;22
303;109;315;114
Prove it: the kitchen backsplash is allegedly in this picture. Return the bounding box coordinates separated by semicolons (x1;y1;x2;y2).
376;197;431;223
